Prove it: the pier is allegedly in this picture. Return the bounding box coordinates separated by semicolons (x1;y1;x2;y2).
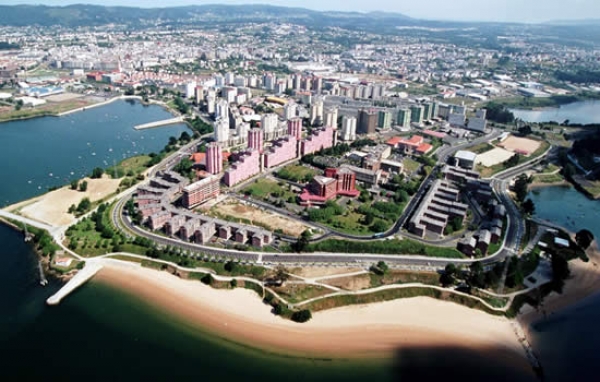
133;116;184;130
46;262;102;305
38;260;48;286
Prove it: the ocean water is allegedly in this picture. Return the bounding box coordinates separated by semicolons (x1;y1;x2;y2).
0;100;539;381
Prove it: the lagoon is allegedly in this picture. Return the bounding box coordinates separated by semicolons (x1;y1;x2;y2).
510;100;600;125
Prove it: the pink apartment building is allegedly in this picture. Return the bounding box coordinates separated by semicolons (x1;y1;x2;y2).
247;128;264;152
264;135;298;168
206;142;223;175
224;148;261;187
287;117;302;140
300;126;335;156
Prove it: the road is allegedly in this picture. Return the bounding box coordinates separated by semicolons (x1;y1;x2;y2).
106;127;548;270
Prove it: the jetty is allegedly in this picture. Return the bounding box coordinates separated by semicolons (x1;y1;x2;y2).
38;260;48;286
46;262;102;305
134;116;184;130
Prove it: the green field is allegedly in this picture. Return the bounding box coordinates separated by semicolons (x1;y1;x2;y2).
106;155;151;178
242;178;295;200
469;142;495;154
302;238;464;258
275;164;316;183
403;158;421;173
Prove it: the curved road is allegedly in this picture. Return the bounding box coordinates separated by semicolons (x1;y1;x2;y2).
108;128;544;269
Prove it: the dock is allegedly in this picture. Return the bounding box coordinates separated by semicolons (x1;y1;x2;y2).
38;260;48;286
46;262;103;305
133;116;185;130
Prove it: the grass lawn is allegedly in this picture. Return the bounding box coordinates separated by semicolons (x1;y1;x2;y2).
304;238;464;258
275;164;316;183
107;155;151;178
242;178;295;200
327;212;372;235
533;173;564;183
403;158;421;173
542;163;560;173
469;142;495;154
273;284;332;304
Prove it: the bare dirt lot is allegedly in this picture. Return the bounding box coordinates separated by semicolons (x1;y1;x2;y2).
291;267;364;279
45;92;85;103
476;147;515;167
212;199;310;237
498;136;541;156
7;176;120;226
322;274;372;291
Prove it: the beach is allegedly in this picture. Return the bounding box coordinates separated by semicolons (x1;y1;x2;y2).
95;260;534;374
4;176;120;226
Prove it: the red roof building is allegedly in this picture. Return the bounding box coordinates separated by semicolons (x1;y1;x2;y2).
299;167;360;206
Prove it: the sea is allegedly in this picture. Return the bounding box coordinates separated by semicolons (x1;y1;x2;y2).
0;99;567;381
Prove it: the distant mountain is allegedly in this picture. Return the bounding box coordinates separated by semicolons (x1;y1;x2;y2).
0;4;413;28
0;4;597;49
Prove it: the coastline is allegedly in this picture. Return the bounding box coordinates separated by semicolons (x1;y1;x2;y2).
94;260;533;372
0;95;181;124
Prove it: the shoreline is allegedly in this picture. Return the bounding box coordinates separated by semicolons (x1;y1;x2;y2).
93;260;534;372
0;95;182;124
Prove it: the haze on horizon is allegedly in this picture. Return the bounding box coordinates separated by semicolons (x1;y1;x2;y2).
4;0;600;24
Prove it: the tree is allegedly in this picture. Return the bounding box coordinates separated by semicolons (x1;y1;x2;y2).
291;309;312;323
224;261;237;273
274;266;289;283
468;261;486;288
513;174;529;203
518;125;533;136
293;230;311;252
371;219;388;233
168;136;178;146
79;180;88;192
440;263;457;287
179;131;191;143
230;279;237;288
76;197;92;214
576;229;595;250
91;167;104;179
70;179;79;190
14;99;23;111
201;274;214;285
522;198;536;216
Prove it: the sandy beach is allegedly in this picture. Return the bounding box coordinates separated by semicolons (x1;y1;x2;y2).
95;260;533;373
4;176;120;226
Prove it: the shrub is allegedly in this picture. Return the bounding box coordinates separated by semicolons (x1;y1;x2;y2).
291;309;312;323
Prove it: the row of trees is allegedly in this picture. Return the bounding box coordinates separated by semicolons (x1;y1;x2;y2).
70;179;88;192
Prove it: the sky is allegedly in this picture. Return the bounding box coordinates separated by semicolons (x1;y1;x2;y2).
4;0;600;23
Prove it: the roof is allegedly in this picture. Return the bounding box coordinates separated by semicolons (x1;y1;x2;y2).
314;176;336;186
455;150;477;162
423;129;447;139
386;136;403;146
416;143;433;154
190;152;206;164
554;237;569;247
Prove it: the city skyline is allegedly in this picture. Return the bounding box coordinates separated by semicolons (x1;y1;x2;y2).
3;0;600;24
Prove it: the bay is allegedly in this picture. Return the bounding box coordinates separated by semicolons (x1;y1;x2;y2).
510;100;600;125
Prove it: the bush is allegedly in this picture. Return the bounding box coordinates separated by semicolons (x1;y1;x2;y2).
291;309;312;323
201;274;214;285
230;279;237;288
